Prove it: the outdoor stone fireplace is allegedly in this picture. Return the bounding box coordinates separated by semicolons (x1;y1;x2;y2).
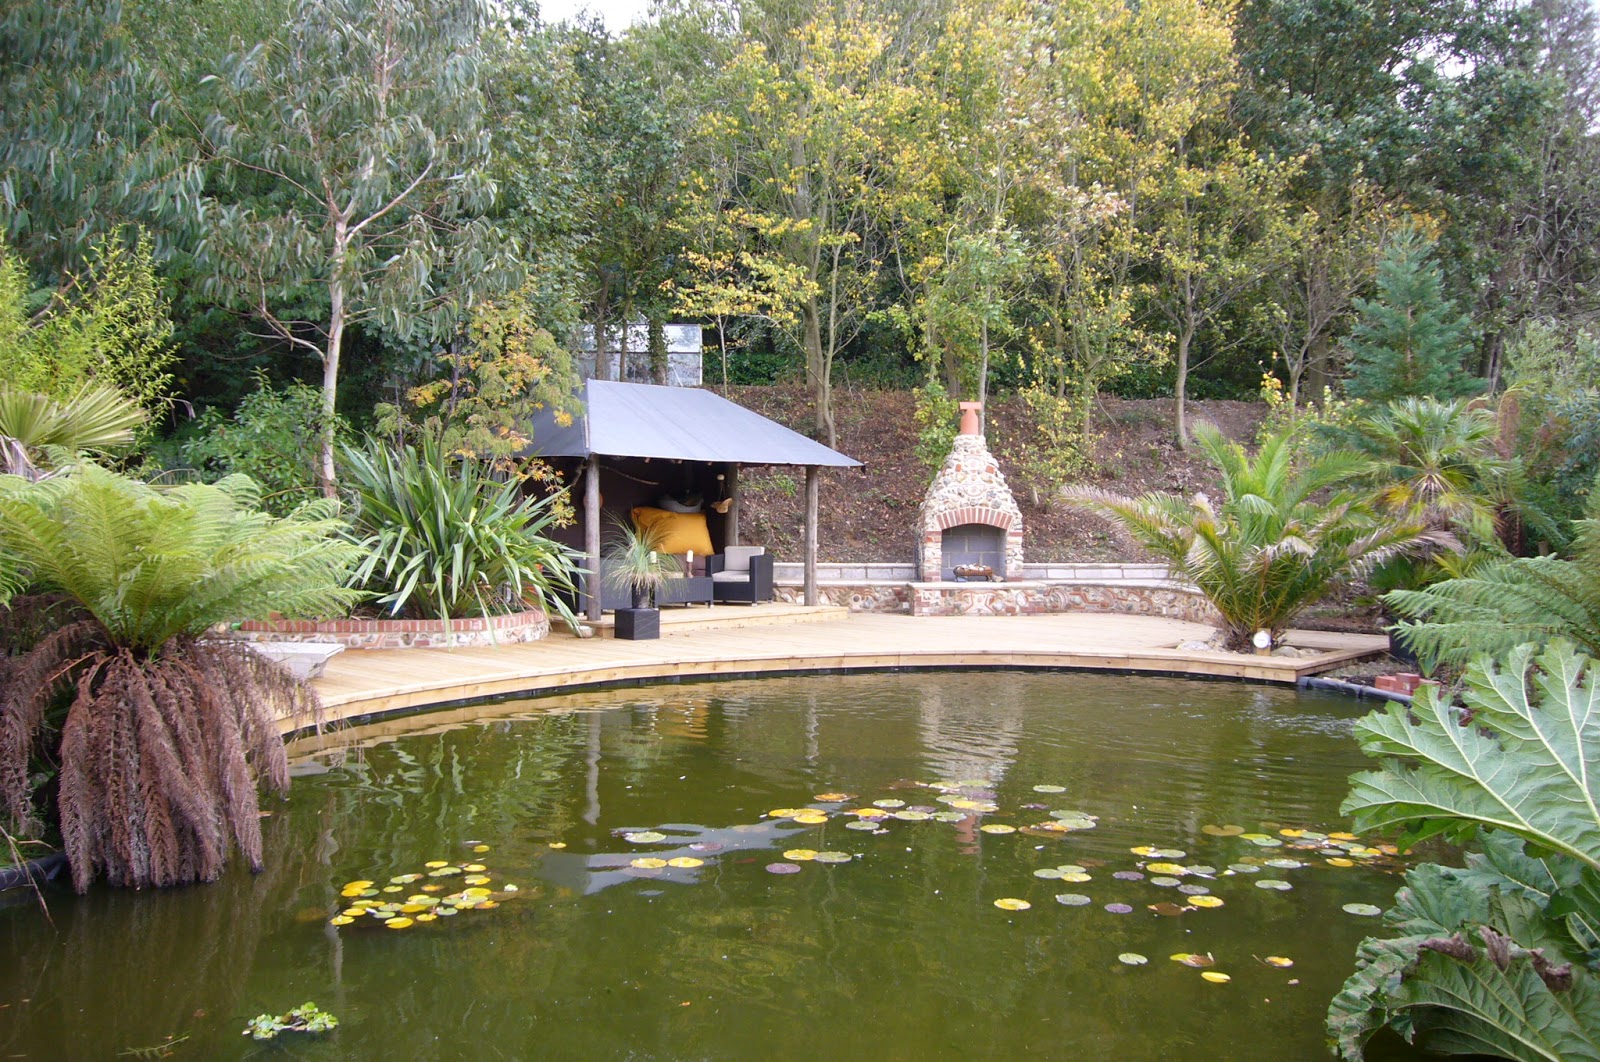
917;402;1024;581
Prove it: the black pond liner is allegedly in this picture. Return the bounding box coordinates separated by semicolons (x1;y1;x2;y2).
0;851;68;893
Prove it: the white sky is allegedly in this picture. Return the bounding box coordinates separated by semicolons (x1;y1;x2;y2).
537;0;653;32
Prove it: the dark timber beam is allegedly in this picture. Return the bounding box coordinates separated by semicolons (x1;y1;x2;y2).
804;464;819;606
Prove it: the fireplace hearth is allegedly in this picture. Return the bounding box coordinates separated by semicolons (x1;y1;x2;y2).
917;402;1024;582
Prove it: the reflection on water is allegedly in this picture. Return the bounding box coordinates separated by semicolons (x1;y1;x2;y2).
0;672;1433;1061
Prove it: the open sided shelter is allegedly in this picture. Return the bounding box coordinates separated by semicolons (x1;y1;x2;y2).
524;380;861;620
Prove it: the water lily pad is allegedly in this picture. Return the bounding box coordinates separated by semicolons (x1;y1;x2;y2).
1059;871;1092;884
872;799;906;809
1033;784;1067;793
766;862;802;875
400;903;428;914
1033;867;1065;879
1130;845;1158;856
477;900;500;909
766;809;801;819
845;820;879;831
851;808;889;818
625;831;668;844
813;793;853;802
463;875;491;886
1051;815;1099;830
472;844;491;853
421;884;443;893
979;824;1016;835
1147;862;1187;875
1056;864;1086;874
1280;827;1305;838
359;888;380;896
791;812;829;825
783;849;818;861
1201;971;1231;983
1227;862;1261;874
388;875;419;885
631;858;669;870
1262;955;1295;967
893;810;930;821
1118;952;1148;965
414;913;437;922
814;851;852;864
1248;837;1284;848
667;857;705;868
339;907;367;918
329;915;354;926
1342;903;1383;916
424;861;449;869
1202;824;1244;836
1177;884;1211;896
1055;893;1092;906
384;917;414;929
1113;870;1145;881
342;879;373;888
1170;953;1214;968
1264;859;1304;870
1329;831;1359;841
1104;903;1133;914
1256;878;1293;891
437;906;458;916
1149;876;1181;888
931;811;965;823
993;898;1031;911
1189;895;1225;908
548;842;567;849
381;886;403;893
950;799;999;812
464;864;487;873
339;889;364;899
1326;857;1355;868
406;895;434;904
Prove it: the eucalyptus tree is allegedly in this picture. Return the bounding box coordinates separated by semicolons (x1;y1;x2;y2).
197;0;520;494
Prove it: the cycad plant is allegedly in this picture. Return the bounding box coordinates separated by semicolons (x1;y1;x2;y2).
1066;423;1435;649
342;437;582;629
0;465;362;891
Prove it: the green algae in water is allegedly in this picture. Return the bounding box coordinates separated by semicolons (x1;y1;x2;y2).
0;672;1432;1060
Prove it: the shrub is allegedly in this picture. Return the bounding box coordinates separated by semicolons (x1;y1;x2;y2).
179;378;344;516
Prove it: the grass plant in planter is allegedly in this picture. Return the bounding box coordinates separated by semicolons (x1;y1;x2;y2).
603;520;682;640
0;465;362;891
342;437;582;633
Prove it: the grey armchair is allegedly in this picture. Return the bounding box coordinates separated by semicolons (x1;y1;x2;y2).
707;546;774;605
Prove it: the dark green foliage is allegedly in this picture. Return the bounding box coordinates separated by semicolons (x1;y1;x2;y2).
1342;228;1479;403
179;379;346;516
342;437;582;627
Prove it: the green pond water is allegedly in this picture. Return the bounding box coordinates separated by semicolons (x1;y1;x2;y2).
0;671;1435;1061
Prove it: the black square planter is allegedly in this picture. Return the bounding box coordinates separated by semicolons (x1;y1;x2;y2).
614;607;660;640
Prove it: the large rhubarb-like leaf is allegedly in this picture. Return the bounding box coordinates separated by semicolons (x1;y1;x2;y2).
1342;640;1600;870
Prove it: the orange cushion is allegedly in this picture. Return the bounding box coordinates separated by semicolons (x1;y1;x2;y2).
630;507;714;557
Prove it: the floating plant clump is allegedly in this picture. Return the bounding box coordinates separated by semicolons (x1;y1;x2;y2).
331;847;519;930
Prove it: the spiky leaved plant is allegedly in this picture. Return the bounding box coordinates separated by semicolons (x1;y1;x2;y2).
1066;423;1438;649
0;465;361;891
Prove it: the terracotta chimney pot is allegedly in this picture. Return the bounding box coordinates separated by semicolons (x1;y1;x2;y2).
958;402;982;436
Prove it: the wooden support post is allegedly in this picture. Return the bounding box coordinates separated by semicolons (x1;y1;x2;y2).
725;463;740;548
804;464;819;606
584;454;602;622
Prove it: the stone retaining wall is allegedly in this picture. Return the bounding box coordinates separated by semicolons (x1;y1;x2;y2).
231;609;551;650
773;580;1219;624
773;562;1174;583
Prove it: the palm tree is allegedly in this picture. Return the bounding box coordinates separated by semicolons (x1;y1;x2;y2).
0;382;146;480
1066;423;1436;649
0;465;361;891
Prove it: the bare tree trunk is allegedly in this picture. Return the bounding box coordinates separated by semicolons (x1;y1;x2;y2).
648;317;668;385
319;246;347;498
803;298;835;447
1174;319;1195;450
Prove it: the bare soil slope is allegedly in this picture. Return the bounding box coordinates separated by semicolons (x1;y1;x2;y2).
727;385;1265;564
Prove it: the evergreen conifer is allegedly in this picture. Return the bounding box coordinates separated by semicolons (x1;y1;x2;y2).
1342;227;1479;402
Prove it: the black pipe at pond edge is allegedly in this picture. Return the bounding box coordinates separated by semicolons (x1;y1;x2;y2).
1297;675;1413;705
0;851;68;893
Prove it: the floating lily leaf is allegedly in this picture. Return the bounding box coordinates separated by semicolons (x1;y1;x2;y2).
1055;893;1092;906
477;900;500;909
1171;953;1215;968
625;831;668;844
1203;824;1245;836
1034;784;1067;793
1033;868;1065;879
893;810;930;821
1188;865;1218;876
1256;879;1293;891
1178;884;1211;896
792;811;830;824
1052;815;1099;830
667;857;705;869
344;880;374;890
1119;952;1148;965
427;868;460;878
1105;903;1133;914
1341;902;1383;916
1150;876;1181;888
1327;857;1356;868
415;913;437;922
851;808;889;819
1300;831;1329;841
464;864;486;872
994;898;1032;911
1201;971;1231;983
384;917;413;929
1190;895;1225;908
421;884;443;893
381;886;403;893
767;809;801;819
1151;848;1186;859
814;851;852;864
1281;828;1306;838
1130;846;1158;857
1265;859;1305;870
1262;955;1295;967
360;888;379;896
329;915;354;926
1147;862;1187;875
406;895;433;904
1149;902;1188;916
783;849;818;861
813;793;853;802
437;906;458;916
1329;831;1359;841
339;889;363;899
631;858;669;870
1114;871;1145;881
956;778;993;787
548;842;567;850
339;907;367;918
389;874;419;884
1240;833;1270;842
845;820;878;831
979;824;1016;835
400;903;427;914
872;799;906;809
1057;864;1086;874
1249;837;1284;848
1060;871;1092;884
1228;862;1261;874
424;861;449;869
472;845;490;853
934;811;967;823
766;862;801;875
951;799;999;812
463;875;490;886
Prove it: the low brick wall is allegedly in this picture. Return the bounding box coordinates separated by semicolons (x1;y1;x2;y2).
774;580;1219;624
230;609;551;650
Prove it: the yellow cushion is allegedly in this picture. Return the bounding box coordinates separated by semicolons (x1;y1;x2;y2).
631;507;714;557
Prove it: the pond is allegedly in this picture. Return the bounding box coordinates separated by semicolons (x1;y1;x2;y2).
0;671;1431;1060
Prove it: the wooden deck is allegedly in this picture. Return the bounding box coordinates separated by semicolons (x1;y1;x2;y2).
302;608;1387;734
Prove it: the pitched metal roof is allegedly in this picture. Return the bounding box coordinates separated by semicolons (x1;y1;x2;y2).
524;380;862;467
